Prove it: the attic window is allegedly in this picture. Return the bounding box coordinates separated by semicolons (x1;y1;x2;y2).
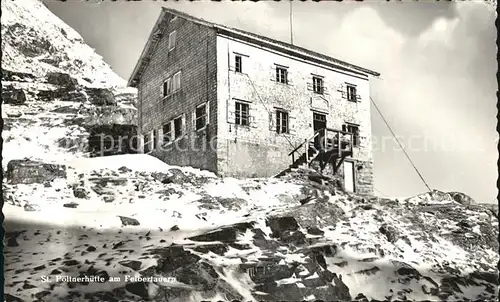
235;55;242;73
168;31;176;51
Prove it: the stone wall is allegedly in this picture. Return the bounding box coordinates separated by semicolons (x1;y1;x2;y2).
215;35;374;192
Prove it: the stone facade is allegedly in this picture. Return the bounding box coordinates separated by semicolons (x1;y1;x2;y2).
132;9;377;195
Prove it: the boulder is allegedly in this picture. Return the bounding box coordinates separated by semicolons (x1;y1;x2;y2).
187;227;238;243
118;216;140;226
379;223;399;243
448;192;476;205
85;88;116;106
2;69;36;82
6;159;66;184
2;87;27;105
46;71;78;89
73;186;89;199
266;216;300;238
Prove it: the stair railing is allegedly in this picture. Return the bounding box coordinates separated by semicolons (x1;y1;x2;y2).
288;130;321;163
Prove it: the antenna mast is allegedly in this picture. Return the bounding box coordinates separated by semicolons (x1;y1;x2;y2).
289;0;294;45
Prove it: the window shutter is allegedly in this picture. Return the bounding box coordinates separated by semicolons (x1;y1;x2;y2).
191;109;196;131
269;111;276;131
181;114;186;136
287;70;293;85
158;127;164;147
322;80;329;95
335;84;344;98
163;81;168;97
227;100;235;124
307;82;313;91
206;101;210;125
148;130;154;152
178;72;182;89
288;114;296;135
270;65;276;81
249;106;257;128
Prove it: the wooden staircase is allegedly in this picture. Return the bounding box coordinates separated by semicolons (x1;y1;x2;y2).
276;128;353;177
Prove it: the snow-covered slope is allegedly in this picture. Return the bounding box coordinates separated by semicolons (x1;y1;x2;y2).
2;0;137;167
3;158;499;302
1;0;125;87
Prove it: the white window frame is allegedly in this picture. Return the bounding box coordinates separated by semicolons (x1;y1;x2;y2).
343;123;360;147
163;78;172;97
235;55;242;73
276;109;289;134
143;131;153;154
275;66;288;84
312;76;324;94
173;71;181;92
346;84;357;102
162;122;172;146
195;102;209;131
168;31;176;51
235;101;250;126
173;115;184;140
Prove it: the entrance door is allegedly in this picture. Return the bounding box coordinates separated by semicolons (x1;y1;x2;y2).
343;161;355;192
313;113;326;149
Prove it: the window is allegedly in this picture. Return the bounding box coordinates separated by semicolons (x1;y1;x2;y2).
173;71;181;92
342;124;360;147
275;66;288;84
276;110;289;134
163;122;172;145
168;31;176;51
163;78;172;97
235;55;242;73
346;84;357;102
153;129;158;150
174;116;183;138
143;133;152;153
235;101;250;126
170;16;177;22
313;76;324;94
163;72;181;97
195;103;208;130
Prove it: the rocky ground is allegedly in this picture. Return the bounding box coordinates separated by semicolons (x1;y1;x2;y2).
3;155;499;302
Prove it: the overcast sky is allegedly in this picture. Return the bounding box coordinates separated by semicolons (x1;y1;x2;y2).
43;0;498;204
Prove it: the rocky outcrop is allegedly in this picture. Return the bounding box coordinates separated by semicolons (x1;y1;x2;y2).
2;86;27;105
45;71;78;89
88;124;138;157
6;159;66;184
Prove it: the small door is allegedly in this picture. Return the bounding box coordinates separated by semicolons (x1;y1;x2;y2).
343;161;355;192
313;112;326;149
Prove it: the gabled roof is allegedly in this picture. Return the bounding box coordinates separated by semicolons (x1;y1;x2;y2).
127;7;380;87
